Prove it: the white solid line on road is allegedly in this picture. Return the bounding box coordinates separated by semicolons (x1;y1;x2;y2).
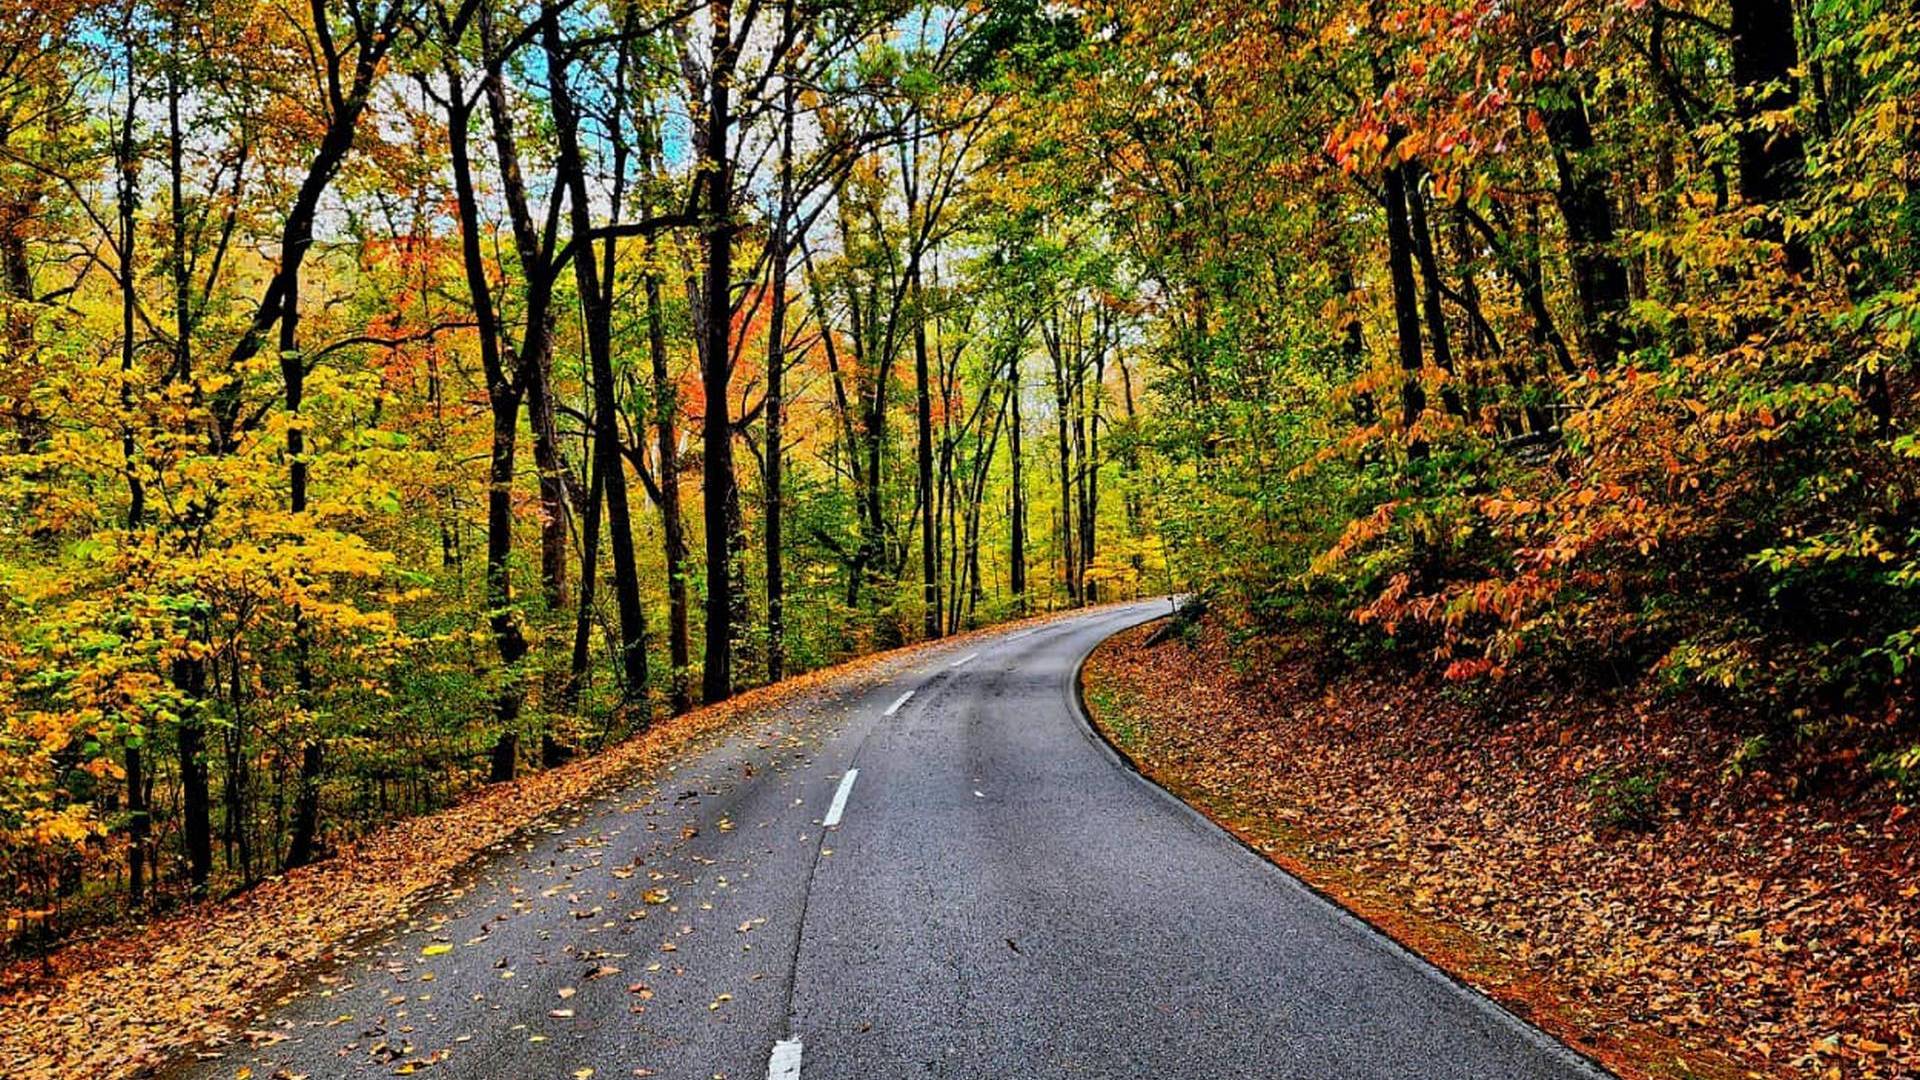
822;769;859;828
950;652;980;668
884;690;914;716
768;1037;803;1080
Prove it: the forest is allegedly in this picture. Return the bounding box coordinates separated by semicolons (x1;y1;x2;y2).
2;0;1917;1014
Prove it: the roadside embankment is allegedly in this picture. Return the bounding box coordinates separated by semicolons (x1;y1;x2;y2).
1083;617;1920;1080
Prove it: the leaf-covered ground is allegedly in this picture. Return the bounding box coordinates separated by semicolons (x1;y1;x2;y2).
0;612;1080;1080
1082;619;1920;1080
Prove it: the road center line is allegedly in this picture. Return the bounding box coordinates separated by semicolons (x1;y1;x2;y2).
950;652;980;668
884;690;914;716
767;1037;803;1080
822;769;859;828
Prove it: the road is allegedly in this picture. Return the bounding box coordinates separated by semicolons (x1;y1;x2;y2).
179;599;1609;1080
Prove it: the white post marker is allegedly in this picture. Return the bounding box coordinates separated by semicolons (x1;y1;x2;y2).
883;690;914;716
767;1037;803;1080
950;652;979;668
822;769;859;828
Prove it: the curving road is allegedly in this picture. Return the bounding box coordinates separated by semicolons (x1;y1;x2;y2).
178;599;1609;1080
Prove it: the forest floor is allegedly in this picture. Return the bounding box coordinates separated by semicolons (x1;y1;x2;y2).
0;608;1087;1080
1082;618;1920;1080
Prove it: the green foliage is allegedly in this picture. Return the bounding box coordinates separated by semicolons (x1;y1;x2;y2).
1585;767;1665;833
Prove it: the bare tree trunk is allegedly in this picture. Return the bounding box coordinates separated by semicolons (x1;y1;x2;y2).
564;432;605;713
546;12;649;709
121;57;151;901
440;47;531;783
1403;165;1466;417
283;253;325;869
1047;310;1079;604
1531;43;1634;368
1730;0;1811;275
700;0;739;702
483;394;530;782
907;135;940;637
646;260;693;713
1084;333;1103;598
765;25;795;681
1382;161;1427;457
174;650;211;897
1008;344;1027;612
527;352;568;613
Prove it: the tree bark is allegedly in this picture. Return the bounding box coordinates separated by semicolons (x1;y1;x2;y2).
1084;330;1103;600
1382;161;1428;457
526;349;568;613
439;50;530;782
646;258;693;713
911;241;939;637
546;12;649;708
1008;343;1027;612
765;26;795;680
1730;0;1811;274
699;0;739;702
564;430;604;714
282;252;324;869
174;651;211;897
1047;309;1079;604
1532;48;1634;368
1403;164;1467;417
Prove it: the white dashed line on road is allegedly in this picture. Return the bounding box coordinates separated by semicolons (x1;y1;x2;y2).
950;652;979;668
884;690;914;716
768;1037;803;1079
822;770;859;828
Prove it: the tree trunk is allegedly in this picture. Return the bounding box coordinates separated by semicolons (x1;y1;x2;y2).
118;67;153;898
1730;0;1811;274
174;651;211;897
765;42;795;681
564;434;604;713
442;63;531;783
700;0;739;703
1382;161;1428;457
282;252;322;871
1403;164;1467;416
1085;336;1103;599
646;262;693;714
546;16;649;708
1073;325;1091;603
484;397;530;782
1008;344;1027;612
526;350;568;613
1532;49;1634;368
1049;313;1078;604
911;249;939;638
126;743;146;907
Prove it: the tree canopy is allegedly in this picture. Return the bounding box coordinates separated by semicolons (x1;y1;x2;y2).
3;0;1918;966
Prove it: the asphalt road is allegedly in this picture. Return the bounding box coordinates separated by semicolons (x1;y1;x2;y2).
178;599;1609;1080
